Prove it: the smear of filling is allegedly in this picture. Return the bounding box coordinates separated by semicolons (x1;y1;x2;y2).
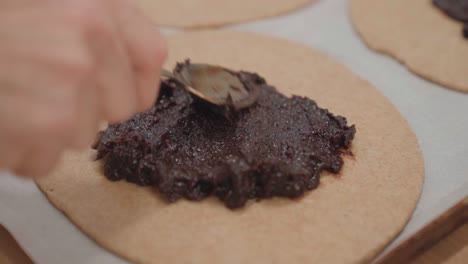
433;0;468;39
93;70;356;209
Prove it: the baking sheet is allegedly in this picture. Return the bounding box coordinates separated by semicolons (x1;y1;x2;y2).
1;0;467;263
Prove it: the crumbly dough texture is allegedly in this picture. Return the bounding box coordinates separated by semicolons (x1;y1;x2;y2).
37;30;424;264
351;0;468;92
135;0;313;28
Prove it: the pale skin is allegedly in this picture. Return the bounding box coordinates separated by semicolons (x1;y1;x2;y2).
0;0;168;177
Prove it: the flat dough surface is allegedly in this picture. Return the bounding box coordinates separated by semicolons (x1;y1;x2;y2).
37;30;424;264
134;0;313;28
351;0;468;93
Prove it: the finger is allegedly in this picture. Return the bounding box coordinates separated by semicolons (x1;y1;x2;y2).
0;95;26;170
2;94;68;177
68;78;100;149
14;142;62;177
0;8;89;107
0;91;73;177
0;0;45;10
93;35;137;123
110;0;167;112
0;94;56;171
0;138;26;172
74;1;138;123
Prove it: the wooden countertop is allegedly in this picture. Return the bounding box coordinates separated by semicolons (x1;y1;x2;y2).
0;225;33;264
411;223;468;264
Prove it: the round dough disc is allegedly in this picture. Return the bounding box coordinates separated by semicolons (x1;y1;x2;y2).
36;30;424;264
351;0;468;92
135;0;313;28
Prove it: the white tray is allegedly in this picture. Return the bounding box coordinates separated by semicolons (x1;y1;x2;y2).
1;0;467;263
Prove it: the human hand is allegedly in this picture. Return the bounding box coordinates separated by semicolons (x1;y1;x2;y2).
0;0;167;177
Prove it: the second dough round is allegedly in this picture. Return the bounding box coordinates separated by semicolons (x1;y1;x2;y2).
135;0;313;28
351;0;468;92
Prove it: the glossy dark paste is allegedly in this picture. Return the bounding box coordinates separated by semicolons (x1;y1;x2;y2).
93;71;356;209
433;0;468;39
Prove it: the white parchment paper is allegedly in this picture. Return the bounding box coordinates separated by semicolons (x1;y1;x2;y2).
1;0;467;263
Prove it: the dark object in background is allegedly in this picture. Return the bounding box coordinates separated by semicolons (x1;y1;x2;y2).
433;0;468;39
